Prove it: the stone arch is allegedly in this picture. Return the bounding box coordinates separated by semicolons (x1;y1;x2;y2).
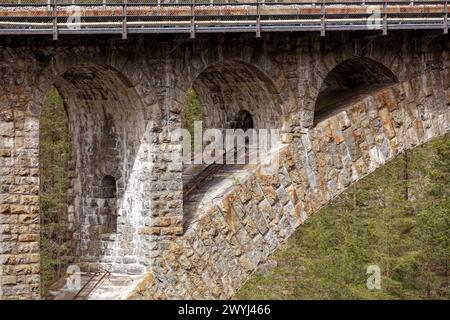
35;62;150;276
311;57;398;126
180;60;286;229
190;60;284;131
298;34;414;130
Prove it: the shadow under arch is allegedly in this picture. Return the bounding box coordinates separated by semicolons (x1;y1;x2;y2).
182;60;285;230
38;62;150;281
314;57;398;126
190;59;284;130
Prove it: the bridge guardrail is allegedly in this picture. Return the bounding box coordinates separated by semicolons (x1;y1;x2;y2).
0;0;448;39
0;1;446;4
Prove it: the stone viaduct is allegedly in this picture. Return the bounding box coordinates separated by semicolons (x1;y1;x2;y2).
0;31;448;299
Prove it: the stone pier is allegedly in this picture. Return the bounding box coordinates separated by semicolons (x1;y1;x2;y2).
0;32;448;299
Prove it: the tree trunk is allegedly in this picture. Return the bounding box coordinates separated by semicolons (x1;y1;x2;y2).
403;151;410;201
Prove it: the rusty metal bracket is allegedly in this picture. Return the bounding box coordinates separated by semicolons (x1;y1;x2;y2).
190;1;196;39
256;0;261;38
52;0;58;40
122;0;127;40
320;0;325;37
165;37;190;59
73;270;111;300
358;35;378;55
353;37;377;57
425;33;440;47
444;0;449;34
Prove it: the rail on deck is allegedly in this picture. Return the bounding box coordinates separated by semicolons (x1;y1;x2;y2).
0;1;448;39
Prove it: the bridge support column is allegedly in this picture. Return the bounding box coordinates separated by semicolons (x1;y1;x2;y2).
134;57;185;281
0;65;41;300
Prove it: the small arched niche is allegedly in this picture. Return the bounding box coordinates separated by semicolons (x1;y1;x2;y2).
234;110;255;131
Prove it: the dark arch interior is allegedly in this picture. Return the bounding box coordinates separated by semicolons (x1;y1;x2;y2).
51;64;145;259
99;175;117;235
234;110;254;131
101;175;117;199
182;61;283;229
39;63;148;297
314;57;397;125
191;61;282;130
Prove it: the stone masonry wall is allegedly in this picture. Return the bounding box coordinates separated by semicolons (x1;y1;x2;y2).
0;32;448;299
130;68;449;299
0;42;177;299
57;64;150;275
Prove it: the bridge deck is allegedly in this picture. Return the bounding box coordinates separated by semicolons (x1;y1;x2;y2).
0;1;448;38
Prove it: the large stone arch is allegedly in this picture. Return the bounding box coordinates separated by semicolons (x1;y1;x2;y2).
297;34;425;130
34;62;150;275
177;59;288;230
302;55;399;129
313;57;398;125
0;43;186;299
168;36;298;136
21;46;166;285
130;66;449;301
190;60;285;131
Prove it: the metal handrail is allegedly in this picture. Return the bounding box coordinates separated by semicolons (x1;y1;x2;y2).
73;270;111;300
0;1;446;3
73;272;100;300
0;1;448;37
0;1;448;8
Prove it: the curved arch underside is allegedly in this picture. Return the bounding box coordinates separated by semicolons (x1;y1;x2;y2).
315;57;398;125
182;61;285;228
192;61;283;130
135;67;449;300
47;64;148;275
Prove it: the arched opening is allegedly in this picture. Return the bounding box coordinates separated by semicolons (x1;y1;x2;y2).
182;61;283;229
191;61;282;130
101;175;117;199
39;87;70;298
234;110;254;131
39;63;148;298
314;57;397;125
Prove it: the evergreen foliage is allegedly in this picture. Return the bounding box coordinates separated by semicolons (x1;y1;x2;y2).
181;88;203;150
39;87;70;297
38;86;448;299
237;135;449;300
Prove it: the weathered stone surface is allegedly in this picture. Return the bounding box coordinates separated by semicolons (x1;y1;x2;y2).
130;67;449;300
0;32;448;300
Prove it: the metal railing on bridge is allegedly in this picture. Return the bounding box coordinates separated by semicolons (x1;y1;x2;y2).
0;0;448;39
